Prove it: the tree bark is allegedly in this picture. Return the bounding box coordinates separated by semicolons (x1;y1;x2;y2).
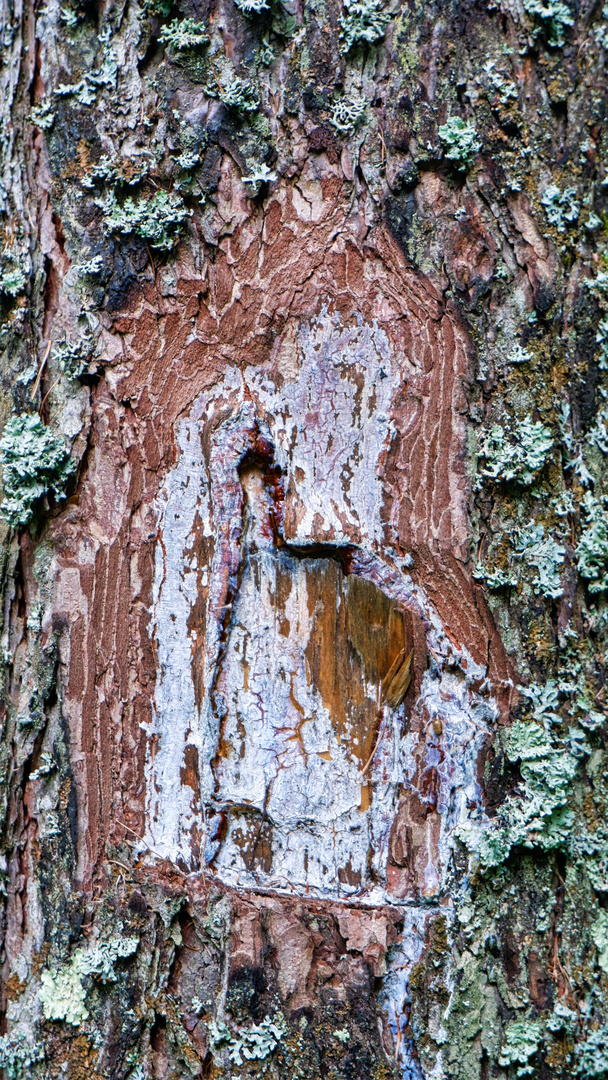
1;0;607;1077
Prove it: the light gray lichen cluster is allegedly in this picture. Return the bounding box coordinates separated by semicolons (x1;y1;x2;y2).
0;414;74;529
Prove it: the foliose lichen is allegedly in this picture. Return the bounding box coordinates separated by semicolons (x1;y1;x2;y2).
470;719;578;867
39;935;139;1026
0;1033;44;1079
207;1013;286;1067
437;116;481;166
52;334;95;379
158;18;208;50
217;78;260;113
512;522;565;598
339;0;390;53
0;414;75;529
576;491;608;592
29;98;55;130
522;0;574;47
498;1020;542;1077
95;189;192;250
478;415;553;485
0;268;27;297
234;0;270;14
575;1026;608;1076
541;182;580;232
329;94;367;133
592;910;608;973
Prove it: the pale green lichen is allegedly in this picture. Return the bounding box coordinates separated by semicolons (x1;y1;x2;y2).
229;1015;286;1065
77;255;104;276
595;316;608;370
53;27;117;106
478;415;553;485
592;910;608;973
588;405;608;453
585;272;608;372
595;4;608;47
208;1014;286;1067
498;1020;542;1077
484;60;518;104
508;343;533;365
95;189;192;250
82;153;149;190
234;0;270;13
339;0;390;52
472;564;518;589
518;680;562;725
55;78;97;106
586;270;608;299
541;183;580;231
82;935;140;982
30;99;55;130
474;720;578;866
329;94;367;133
573;830;608;892
473;518;564;596
334;1028;350;1043
0;268;26;297
499;1021;542;1077
0;1033;44;1079
523;0;574;47
39;936;139;1026
39;951;89;1026
576;491;608;592
218;78;259;113
438;116;481;166
59;4;80;28
52;334;95;378
174;148;200;171
513;522;565;598
172;121;202;173
159;18;208;49
242;164;278;195
487;417;554;484
0;414;74;528
576;1026;608;1076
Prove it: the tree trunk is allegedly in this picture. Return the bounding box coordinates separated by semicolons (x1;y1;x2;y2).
1;0;607;1077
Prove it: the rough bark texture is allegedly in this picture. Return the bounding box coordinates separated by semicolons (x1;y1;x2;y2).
1;0;608;1077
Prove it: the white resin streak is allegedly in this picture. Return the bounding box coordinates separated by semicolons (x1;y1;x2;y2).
145;315;499;1079
246;311;399;545
145;396;207;858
